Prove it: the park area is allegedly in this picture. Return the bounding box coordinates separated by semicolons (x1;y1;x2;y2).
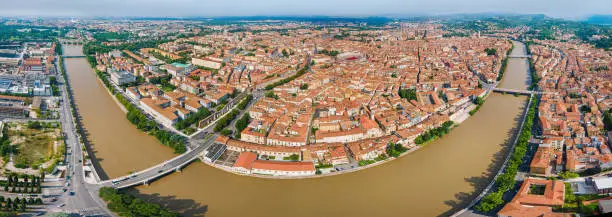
2;121;64;173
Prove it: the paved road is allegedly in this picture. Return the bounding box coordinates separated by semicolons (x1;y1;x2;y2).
56;58;112;216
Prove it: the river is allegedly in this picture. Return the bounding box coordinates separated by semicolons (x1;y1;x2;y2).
62;40;529;217
62;47;176;179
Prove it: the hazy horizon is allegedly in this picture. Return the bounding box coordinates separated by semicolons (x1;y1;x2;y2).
1;0;611;20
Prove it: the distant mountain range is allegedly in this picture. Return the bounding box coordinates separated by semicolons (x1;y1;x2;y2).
586;15;612;25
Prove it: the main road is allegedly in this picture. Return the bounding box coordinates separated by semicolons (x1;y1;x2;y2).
55;57;112;216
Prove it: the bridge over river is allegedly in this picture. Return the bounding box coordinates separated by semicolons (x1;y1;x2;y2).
97;135;215;189
508;54;532;58
62;55;86;58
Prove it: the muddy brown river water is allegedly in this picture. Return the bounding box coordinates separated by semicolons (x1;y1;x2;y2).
62;40;529;217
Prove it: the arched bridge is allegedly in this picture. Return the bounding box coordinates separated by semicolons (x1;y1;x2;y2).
98;136;214;189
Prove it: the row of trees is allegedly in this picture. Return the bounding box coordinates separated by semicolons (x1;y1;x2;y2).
475;97;538;212
237;94;253;110
4;174;44;194
6;174;43;188
174;108;211;130
99;187;179;217
414;121;454;145
233;112;251;139
152;130;186;154
469;97;486;116
319;49;340;57
0;196;41;212
114;92;157;132
496;49;511;81
264;67;309;90
214;94;253;133
213;109;240;132
386;143;409;158
525;41;541;90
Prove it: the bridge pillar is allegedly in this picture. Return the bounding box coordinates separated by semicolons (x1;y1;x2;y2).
175;167;181;172
143;180;149;186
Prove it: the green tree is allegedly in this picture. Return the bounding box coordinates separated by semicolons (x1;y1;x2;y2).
220;129;232;136
559;171;580;179
484;48;497;56
300;83;309;90
398;88;417;101
475;191;504;212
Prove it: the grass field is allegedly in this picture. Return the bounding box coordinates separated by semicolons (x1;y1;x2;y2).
6;122;64;170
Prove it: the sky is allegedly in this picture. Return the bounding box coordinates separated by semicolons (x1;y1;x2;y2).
1;0;611;19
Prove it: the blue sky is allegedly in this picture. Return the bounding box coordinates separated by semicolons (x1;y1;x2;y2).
1;0;611;19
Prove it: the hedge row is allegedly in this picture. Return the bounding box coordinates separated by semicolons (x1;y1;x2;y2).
475;96;538;212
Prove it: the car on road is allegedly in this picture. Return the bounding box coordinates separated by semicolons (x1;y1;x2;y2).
57;204;65;208
158;169;163;173
69;191;75;196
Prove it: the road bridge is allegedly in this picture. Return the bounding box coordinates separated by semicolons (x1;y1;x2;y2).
477;80;554;96
62;55;86;58
492;88;554;95
99;136;214;189
508;54;532;58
